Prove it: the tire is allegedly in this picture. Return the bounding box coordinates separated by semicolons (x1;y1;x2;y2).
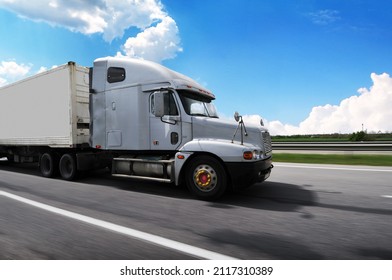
39;152;59;178
6;155;14;163
59;153;77;181
185;155;227;200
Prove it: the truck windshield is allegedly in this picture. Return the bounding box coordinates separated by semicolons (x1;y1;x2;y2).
178;90;219;118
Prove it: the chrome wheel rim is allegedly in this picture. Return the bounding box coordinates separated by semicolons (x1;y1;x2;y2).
193;164;217;192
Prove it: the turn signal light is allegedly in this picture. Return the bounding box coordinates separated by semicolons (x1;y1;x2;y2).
243;151;253;160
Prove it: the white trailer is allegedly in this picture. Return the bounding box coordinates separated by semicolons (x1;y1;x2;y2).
0;62;106;180
0;62;90;148
0;58;273;200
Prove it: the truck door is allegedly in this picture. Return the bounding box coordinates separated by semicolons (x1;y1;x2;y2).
149;91;182;150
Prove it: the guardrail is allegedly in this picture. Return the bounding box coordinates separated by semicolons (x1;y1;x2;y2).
272;141;392;154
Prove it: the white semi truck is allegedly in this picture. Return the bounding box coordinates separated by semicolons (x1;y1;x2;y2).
0;57;272;199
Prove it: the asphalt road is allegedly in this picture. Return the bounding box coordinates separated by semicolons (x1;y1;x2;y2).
0;160;391;260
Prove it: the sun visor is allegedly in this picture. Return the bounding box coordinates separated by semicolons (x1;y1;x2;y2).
172;79;216;100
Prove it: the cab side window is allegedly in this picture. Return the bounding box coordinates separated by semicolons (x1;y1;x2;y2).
151;92;179;116
164;92;179;115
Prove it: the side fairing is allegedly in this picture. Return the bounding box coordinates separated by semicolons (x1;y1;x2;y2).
90;59;151;150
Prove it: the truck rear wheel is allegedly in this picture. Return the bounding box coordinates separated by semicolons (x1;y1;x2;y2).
39;152;59;178
185;155;227;200
59;153;77;181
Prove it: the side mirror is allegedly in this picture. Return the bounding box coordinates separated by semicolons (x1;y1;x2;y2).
153;91;166;117
234;111;241;122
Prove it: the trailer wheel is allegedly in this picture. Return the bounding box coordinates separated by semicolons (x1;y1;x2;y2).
59;153;77;181
185;155;227;200
39;152;59;178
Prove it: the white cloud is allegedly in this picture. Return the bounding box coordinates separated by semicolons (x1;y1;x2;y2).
102;0;167;42
37;66;48;74
0;61;31;86
308;9;340;25
243;73;392;135
0;61;30;77
0;0;112;39
0;0;182;62
241;115;301;136
36;65;58;74
0;77;6;87
120;16;183;62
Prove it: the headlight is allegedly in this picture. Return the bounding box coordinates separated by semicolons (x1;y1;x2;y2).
252;150;261;159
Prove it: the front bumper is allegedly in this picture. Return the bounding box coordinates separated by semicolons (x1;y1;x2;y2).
226;157;273;189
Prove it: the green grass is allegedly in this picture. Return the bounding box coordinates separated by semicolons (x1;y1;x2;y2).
272;136;350;142
271;133;392;142
272;153;392;166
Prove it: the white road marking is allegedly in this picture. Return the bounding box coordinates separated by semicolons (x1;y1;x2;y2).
381;195;392;199
0;190;236;260
274;163;392;172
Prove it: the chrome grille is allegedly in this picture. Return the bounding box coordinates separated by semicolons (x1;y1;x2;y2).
262;131;272;155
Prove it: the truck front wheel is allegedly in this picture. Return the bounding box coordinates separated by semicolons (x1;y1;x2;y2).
39;152;59;178
59;153;77;181
185;155;227;200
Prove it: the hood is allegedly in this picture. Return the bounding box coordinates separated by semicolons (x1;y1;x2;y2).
192;116;268;148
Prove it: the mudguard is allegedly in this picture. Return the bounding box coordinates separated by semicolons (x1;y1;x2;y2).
173;138;262;185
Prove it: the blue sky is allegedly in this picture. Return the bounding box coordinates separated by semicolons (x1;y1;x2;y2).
1;0;392;135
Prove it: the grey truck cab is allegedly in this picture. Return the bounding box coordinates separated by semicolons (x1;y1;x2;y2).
89;57;272;199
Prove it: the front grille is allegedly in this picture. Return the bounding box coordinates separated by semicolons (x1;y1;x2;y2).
262;131;272;155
